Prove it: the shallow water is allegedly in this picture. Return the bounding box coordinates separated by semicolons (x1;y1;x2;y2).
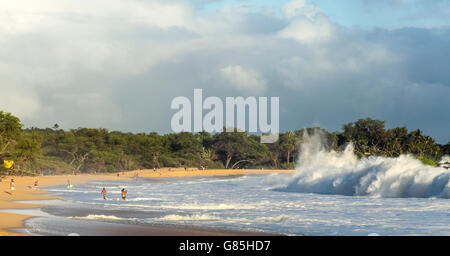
20;174;450;236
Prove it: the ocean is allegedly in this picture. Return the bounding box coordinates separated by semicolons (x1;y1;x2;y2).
11;173;450;236
10;132;450;236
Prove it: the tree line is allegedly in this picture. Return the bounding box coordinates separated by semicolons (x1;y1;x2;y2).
0;111;448;175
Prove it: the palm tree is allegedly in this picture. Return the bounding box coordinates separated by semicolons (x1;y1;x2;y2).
281;131;298;169
52;123;59;131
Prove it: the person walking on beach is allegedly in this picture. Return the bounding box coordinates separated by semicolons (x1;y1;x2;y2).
34;179;38;188
10;179;15;195
67;179;72;189
121;188;127;200
101;187;107;200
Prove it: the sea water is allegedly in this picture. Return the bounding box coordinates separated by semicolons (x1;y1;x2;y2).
17;173;450;236
16;132;450;236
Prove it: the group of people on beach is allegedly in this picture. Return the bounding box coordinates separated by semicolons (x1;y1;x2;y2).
5;177;128;200
62;178;127;200
3;178;39;196
101;187;127;200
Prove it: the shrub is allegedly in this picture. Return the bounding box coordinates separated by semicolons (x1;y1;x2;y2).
417;157;437;167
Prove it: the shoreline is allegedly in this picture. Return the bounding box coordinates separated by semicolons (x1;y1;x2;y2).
0;168;294;236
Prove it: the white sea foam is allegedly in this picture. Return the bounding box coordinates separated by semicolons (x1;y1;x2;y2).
68;214;138;222
94;202;257;210
257;215;291;222
273;131;450;198
159;203;258;210
127;197;163;202
92;197;161;202
158;214;220;221
441;155;450;162
92;186;120;189
158;213;289;224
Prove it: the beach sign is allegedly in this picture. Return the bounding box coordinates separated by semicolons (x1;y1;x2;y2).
3;160;14;169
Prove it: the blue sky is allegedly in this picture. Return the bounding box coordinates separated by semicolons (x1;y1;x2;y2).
0;0;449;143
314;0;450;28
202;0;450;28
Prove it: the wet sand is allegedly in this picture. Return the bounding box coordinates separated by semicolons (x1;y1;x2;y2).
0;168;293;236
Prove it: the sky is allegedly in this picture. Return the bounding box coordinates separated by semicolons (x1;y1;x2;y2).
0;0;449;143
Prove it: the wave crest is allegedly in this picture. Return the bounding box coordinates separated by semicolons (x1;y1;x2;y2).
273;132;450;198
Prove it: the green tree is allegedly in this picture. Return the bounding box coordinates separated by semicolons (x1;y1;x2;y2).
279;131;299;169
0;111;23;158
406;129;441;159
13;130;42;163
212;129;250;169
385;127;408;157
342;118;387;155
266;139;282;169
1;110;447;174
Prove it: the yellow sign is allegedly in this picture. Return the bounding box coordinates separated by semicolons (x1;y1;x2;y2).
3;160;14;169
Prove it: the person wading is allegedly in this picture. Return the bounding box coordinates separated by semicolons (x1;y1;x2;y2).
121;188;127;200
101;187;107;200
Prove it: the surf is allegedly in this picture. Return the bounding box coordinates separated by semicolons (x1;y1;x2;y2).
271;131;450;198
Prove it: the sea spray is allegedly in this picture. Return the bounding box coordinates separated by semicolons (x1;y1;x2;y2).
271;131;450;198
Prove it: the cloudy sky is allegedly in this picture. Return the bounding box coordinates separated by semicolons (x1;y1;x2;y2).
0;0;449;143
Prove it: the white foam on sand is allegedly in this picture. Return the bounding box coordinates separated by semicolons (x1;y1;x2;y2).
68;214;138;222
137;202;259;210
158;213;220;221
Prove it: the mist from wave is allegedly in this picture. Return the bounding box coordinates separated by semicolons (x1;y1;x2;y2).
271;131;450;198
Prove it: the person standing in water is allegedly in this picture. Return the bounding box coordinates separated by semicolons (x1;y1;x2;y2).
10;179;15;195
121;188;127;200
101;187;107;200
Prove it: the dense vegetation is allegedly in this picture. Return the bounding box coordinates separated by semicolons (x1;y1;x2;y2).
0;111;448;175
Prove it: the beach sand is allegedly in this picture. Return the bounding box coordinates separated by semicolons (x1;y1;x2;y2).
0;168;293;236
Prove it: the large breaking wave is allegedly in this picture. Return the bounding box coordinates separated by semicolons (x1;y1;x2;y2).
272;132;450;199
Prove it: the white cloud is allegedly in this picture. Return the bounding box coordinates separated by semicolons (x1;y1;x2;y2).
276;37;401;90
278;0;335;43
281;0;320;20
220;65;267;94
0;0;195;32
0;0;448;142
278;14;335;43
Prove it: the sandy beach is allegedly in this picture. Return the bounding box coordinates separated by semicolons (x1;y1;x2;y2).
0;168;293;236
